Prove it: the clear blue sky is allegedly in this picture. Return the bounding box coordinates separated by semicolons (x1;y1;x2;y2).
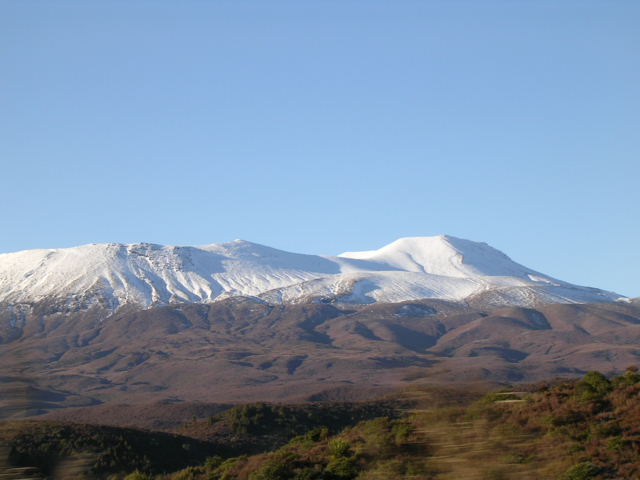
1;1;638;296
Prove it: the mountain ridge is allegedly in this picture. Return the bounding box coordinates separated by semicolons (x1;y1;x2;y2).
0;235;624;312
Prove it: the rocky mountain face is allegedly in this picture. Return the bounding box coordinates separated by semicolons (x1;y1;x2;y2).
1;297;639;417
0;235;634;418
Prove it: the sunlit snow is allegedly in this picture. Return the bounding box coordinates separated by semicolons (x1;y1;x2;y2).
0;235;623;309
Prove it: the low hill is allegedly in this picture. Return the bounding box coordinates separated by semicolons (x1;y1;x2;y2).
0;420;223;478
167;368;640;480
5;370;638;479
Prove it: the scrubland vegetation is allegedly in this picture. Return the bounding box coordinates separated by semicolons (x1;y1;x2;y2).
1;368;639;479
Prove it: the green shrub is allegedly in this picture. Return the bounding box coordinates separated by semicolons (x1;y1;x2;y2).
306;427;329;442
294;467;325;480
249;451;299;480
327;438;351;458
325;456;357;479
561;462;599;480
172;466;201;480
205;455;225;471
577;371;612;400
606;435;628;452
208;456;247;480
124;471;152;480
616;366;640;386
391;422;412;446
289;427;330;448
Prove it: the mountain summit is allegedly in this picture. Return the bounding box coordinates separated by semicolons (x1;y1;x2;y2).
0;236;622;310
339;235;532;277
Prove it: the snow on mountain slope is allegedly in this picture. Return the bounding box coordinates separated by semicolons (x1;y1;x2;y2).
0;240;337;306
0;235;623;310
338;236;542;278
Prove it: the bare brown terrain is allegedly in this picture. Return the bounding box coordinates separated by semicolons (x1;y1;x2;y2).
1;297;639;421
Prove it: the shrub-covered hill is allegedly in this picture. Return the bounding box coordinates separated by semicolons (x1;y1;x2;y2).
160;368;640;480
0;401;405;479
0;420;225;478
2;370;639;479
502;368;640;479
175;401;402;455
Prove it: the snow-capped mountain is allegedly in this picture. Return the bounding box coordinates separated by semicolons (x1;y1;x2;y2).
0;235;623;310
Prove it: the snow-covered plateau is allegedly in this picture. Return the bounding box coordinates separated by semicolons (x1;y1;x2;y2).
0;235;624;310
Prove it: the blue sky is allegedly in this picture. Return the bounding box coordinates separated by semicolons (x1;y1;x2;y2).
1;1;638;296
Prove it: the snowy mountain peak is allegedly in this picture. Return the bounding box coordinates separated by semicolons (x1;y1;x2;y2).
338;235;532;279
0;236;624;310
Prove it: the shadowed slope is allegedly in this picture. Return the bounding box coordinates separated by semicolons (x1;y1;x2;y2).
1;299;639;417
